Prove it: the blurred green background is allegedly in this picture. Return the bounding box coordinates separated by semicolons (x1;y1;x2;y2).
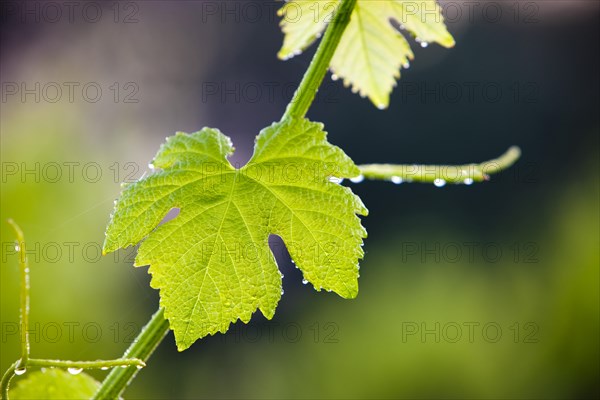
1;1;598;399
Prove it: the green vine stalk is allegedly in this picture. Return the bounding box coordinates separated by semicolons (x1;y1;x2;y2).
91;309;169;400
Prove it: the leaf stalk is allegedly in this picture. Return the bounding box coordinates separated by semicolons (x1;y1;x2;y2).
282;0;357;120
91;308;169;400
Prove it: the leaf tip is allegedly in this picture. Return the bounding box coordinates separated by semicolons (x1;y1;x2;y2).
443;35;456;48
101;242;112;256
277;48;293;61
373;99;389;110
176;342;189;352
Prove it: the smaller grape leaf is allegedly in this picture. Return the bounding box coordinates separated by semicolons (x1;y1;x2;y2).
278;0;455;108
9;369;100;400
103;117;368;351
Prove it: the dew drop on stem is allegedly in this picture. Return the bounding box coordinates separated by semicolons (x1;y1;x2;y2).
67;367;83;375
433;178;446;187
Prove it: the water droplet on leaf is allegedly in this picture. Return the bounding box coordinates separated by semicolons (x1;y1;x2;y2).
15;367;26;375
391;176;403;184
350;175;364;183
463;178;474;185
433;178;446;187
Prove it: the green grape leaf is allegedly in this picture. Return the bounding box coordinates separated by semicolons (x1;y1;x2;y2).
103;118;368;351
9;369;100;399
278;0;454;108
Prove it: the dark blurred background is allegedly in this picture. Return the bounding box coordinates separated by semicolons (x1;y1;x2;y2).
1;1;598;398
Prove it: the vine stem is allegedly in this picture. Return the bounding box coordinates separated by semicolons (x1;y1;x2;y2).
91;308;169;400
1;357;145;397
1;220;29;400
1;363;18;400
93;2;358;398
7;219;30;367
26;359;145;369
357;146;521;185
282;0;357;120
